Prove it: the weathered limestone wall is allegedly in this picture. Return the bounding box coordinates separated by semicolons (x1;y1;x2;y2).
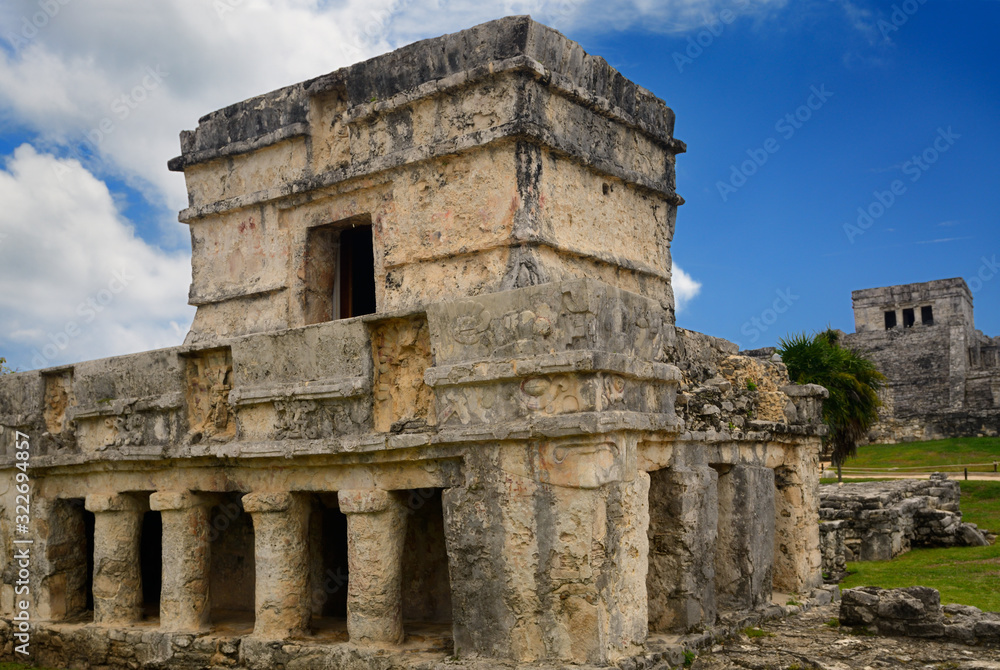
0;276;828;669
714;464;775;611
173;17;684;345
647;465;718;633
31;498;91;621
852;279;975;335
442;446;650;665
818;519;847;582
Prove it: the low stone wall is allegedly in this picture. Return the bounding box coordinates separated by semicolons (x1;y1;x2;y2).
818;519;847;582
840;586;1000;646
819;475;989;570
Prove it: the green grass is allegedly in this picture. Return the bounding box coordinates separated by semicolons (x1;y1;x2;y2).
839;480;1000;612
0;664;64;670
958;480;1000;530
844;436;1000;473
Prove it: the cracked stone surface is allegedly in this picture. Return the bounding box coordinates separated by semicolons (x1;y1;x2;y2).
692;603;1000;670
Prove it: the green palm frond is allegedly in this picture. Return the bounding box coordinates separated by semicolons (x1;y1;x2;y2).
777;331;885;468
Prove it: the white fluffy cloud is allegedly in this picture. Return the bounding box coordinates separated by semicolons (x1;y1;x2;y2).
672;263;702;313
0;0;407;211
0;145;193;370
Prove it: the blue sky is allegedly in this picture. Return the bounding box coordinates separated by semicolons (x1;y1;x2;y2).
0;0;997;371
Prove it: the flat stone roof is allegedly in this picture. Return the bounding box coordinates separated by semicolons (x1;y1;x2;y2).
167;15;683;172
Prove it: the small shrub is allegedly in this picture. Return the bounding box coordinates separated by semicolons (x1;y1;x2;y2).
746;379;758;391
683;649;696;667
824;617;840;627
743;626;774;639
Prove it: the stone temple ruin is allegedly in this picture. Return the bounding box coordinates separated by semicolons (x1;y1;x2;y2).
843;278;1000;442
0;17;830;669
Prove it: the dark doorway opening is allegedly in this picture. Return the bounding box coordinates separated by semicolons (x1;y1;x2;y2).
884;310;897;329
921;305;934;325
140;510;162;619
303;215;376;324
903;308;915;328
208;494;255;632
339;224;376;319
401;489;453;626
308;495;350;639
84;507;95;613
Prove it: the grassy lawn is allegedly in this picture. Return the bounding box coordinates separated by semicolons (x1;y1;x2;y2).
839;480;1000;612
844;436;1000;473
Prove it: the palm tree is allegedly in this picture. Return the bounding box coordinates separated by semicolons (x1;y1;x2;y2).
778;329;885;482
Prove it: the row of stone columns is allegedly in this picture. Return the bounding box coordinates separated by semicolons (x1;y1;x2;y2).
647;459;820;634
83;489;409;643
77;461;820;653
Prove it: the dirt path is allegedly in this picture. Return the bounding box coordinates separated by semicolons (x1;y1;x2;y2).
691;602;1000;669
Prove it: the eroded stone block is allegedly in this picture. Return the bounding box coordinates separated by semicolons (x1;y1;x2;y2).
714;464;775;611
371;317;435;433
647;465;718;633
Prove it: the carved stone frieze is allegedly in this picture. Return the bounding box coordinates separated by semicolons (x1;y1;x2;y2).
184;348;235;443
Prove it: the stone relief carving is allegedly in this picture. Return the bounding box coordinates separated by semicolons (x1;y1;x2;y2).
519;375;590;415
185;348;235;442
537;440;622;488
492;305;556;356
437;386;496;426
274;399;323;440
452;302;492;345
372;317;436;432
601;374;626;408
43;371;75;436
102;407;145;449
269;398;370;439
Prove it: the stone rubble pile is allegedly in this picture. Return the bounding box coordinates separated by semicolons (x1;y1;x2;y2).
841;586;1000;646
818;475;990;577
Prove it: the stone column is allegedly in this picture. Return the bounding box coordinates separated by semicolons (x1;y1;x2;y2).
33;497;90;622
647;465;719;633
773;445;824;594
242;492;311;639
150;491;213;631
443;437;648;666
85;493;146;625
338;489;407;646
714;464;775;611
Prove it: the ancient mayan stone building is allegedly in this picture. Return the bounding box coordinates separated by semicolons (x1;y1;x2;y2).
0;17;828;669
844;278;1000;443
